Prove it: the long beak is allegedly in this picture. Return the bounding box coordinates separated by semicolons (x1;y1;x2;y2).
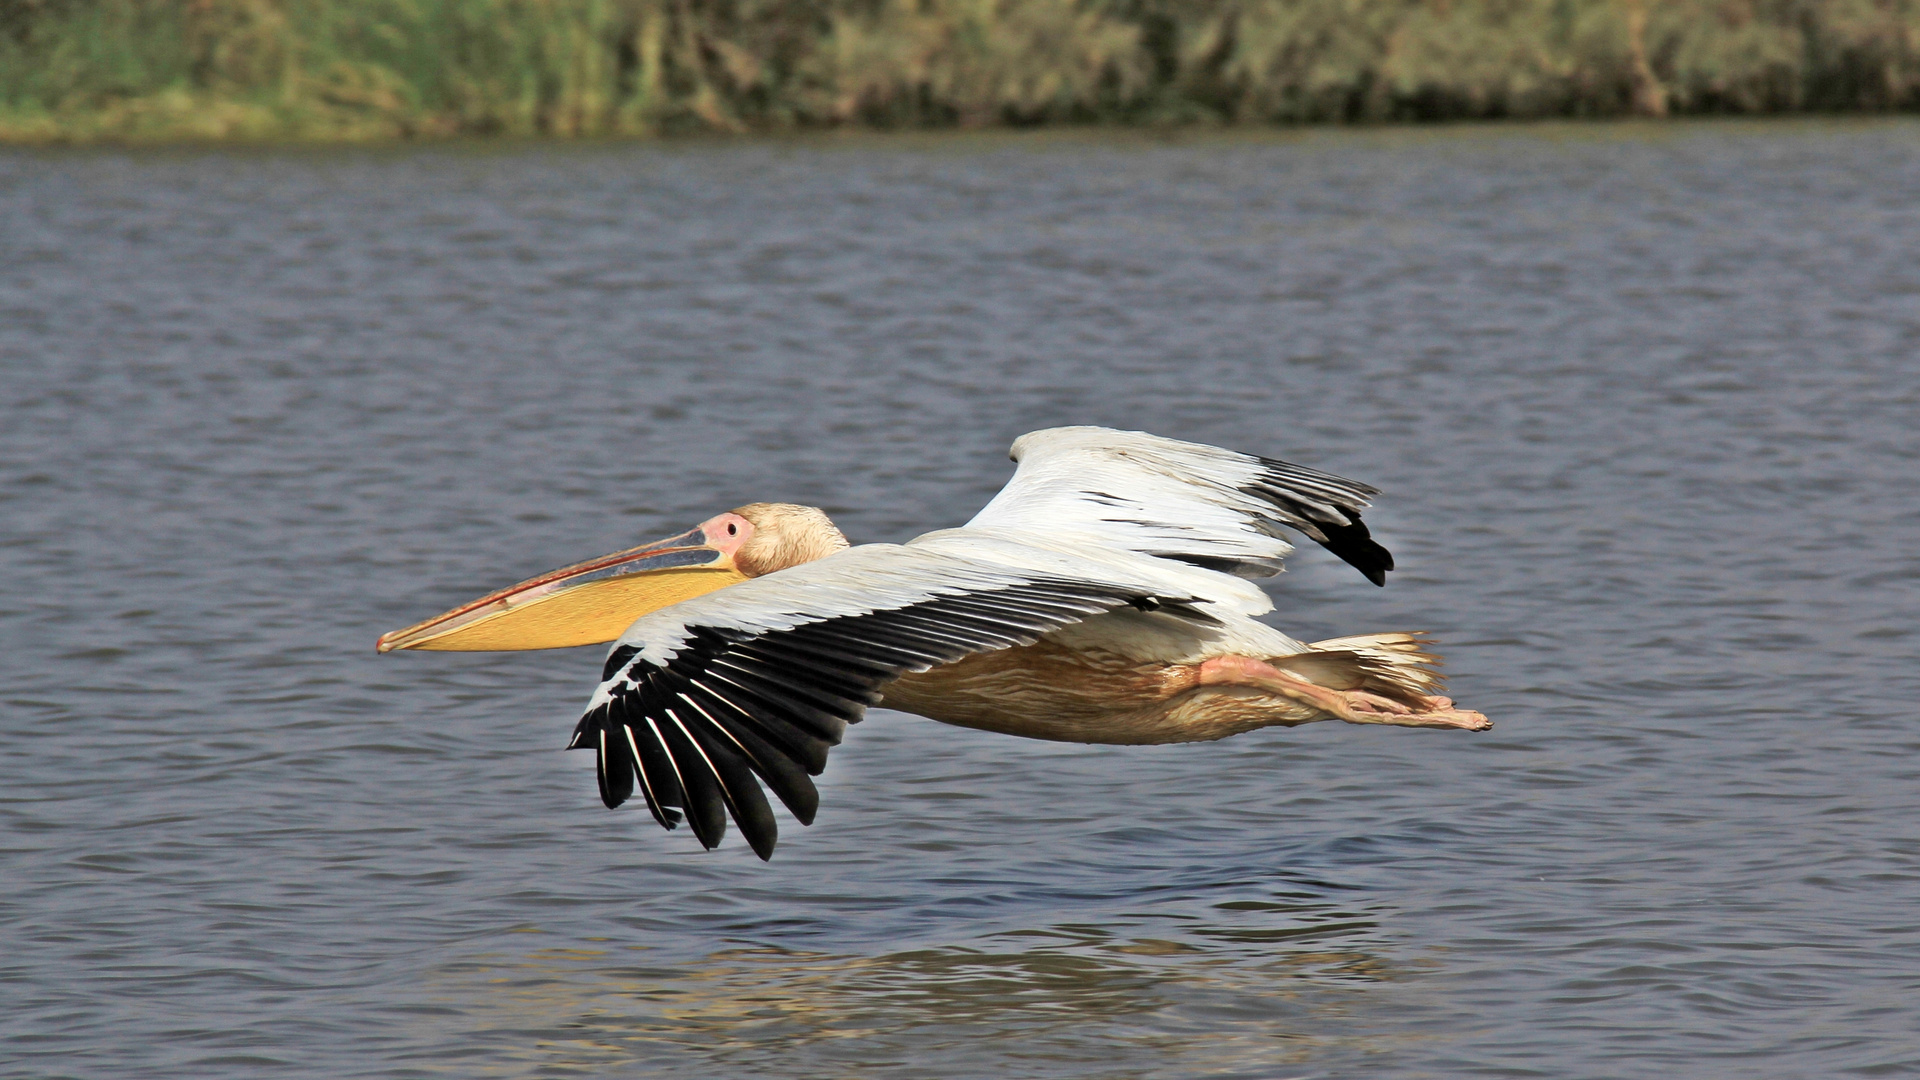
375;526;748;653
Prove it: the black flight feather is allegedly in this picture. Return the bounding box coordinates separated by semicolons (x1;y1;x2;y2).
573;579;1165;858
654;715;728;848
1239;457;1396;587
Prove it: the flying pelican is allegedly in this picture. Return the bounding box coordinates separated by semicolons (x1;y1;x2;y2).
377;427;1488;859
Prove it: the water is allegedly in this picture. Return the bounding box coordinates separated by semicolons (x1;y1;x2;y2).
3;121;1918;1078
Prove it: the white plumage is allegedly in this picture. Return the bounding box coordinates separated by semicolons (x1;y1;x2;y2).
970;426;1386;593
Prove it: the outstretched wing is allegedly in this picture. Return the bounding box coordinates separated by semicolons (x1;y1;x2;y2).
568;543;1211;859
965;426;1394;585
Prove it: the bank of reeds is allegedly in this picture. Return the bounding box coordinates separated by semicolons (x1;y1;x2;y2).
2;0;1916;141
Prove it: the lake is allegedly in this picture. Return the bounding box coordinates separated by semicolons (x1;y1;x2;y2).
4;120;1918;1078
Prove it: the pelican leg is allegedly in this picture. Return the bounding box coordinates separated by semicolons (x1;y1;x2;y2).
1196;655;1361;720
1195;655;1490;732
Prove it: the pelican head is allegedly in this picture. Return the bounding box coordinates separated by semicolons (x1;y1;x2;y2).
375;502;848;653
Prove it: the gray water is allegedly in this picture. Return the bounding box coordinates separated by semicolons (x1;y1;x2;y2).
4;121;1918;1079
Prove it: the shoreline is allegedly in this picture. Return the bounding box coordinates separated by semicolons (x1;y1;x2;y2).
3;113;1915;153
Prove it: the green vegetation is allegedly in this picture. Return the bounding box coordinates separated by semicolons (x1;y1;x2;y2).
2;0;1916;141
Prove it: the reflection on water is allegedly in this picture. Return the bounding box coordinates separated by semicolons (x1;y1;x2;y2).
4;120;1919;1078
437;881;1398;1077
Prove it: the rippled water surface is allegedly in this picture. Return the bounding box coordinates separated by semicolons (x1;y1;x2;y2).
5;121;1919;1078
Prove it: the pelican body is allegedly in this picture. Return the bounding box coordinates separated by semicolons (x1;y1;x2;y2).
379;428;1488;859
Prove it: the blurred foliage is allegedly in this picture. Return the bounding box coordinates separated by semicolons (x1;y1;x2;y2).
1;0;1916;139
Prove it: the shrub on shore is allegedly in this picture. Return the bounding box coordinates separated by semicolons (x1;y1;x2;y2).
2;0;1916;141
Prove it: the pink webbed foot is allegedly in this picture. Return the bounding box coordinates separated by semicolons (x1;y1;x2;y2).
1348;693;1492;731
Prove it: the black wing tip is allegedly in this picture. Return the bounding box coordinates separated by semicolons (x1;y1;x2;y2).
1238;458;1392;585
1317;517;1394;586
745;828;778;861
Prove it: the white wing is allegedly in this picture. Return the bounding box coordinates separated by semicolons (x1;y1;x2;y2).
966;426;1394;586
569;538;1223;859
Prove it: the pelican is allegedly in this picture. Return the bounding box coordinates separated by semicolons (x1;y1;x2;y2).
378;427;1488;859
